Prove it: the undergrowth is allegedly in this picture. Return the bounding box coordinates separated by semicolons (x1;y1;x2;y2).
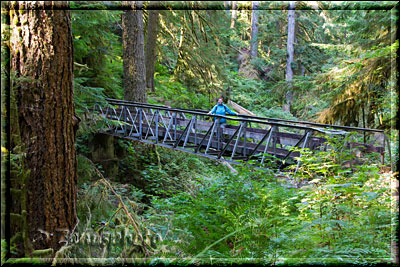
56;134;397;265
43;112;396;266
146;159;394;265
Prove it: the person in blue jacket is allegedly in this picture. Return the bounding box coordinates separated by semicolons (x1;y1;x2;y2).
207;97;238;148
207;97;238;128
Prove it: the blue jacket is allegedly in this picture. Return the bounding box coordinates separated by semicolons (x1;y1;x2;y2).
210;103;237;124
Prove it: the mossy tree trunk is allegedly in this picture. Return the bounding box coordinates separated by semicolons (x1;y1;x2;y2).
9;1;77;255
250;1;259;58
145;2;160;93
123;1;147;102
285;1;295;112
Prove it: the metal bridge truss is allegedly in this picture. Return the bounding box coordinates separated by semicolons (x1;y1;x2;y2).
86;99;389;175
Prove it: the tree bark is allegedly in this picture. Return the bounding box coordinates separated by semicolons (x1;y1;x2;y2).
250;1;259;58
285;1;296;110
123;1;147;102
230;1;237;29
9;1;77;254
286;1;295;82
1;0;10;251
145;4;160;92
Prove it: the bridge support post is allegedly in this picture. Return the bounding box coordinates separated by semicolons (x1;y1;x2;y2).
139;108;142;140
243;122;248;156
145;111;156;139
206;119;219;154
174;112;177;140
231;122;245;160
155;110;159;143
194;115;198;145
163;116;174;143
273;127;278;155
260;126;275;164
174;117;194;148
195;121;215;153
217;123;243;159
123;106;127;137
127;107;138;137
217;119;221;151
246;125;272;160
183;117;195;148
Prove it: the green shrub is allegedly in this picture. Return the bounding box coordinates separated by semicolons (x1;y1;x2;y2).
145;136;394;265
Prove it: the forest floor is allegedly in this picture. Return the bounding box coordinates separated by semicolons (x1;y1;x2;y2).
59;135;398;265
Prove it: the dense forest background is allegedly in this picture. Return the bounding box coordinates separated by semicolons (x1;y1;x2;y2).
72;1;398;129
2;0;399;265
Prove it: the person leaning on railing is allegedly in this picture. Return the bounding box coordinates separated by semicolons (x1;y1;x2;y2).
207;97;238;128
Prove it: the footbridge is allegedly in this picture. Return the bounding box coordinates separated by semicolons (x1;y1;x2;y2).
85;98;390;175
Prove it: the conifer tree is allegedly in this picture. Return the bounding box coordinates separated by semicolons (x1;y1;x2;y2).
123;1;147;102
9;1;77;255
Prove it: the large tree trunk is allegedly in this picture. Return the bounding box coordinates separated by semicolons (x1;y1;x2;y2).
293;13;302;76
230;1;237;29
285;1;296;111
145;3;160;92
1;0;10;248
250;1;259;58
9;1;77;255
123;1;147;102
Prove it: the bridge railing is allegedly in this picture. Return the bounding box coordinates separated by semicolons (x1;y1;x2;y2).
85;98;390;174
105;98;385;134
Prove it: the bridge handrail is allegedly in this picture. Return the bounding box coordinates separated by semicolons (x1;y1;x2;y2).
105;98;384;134
105;98;170;108
103;99;351;135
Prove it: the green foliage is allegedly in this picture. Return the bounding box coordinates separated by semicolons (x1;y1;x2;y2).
76;154;99;186
145;136;394;265
74;78;108;114
291;165;392;264
65;178;157;261
71;2;125;164
1;239;14;262
289;76;329;120
67;141;226;262
228;72;299;120
151;63;209;109
315;8;397;129
116;139;220;198
67;2;397;264
157;7;232;101
289;133;358;182
71;3;123;100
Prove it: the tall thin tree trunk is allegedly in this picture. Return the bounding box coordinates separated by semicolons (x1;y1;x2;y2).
293;12;300;75
230;1;237;29
1;0;10;250
250;1;259;58
174;26;185;74
9;1;77;255
123;1;147;102
145;4;160;92
285;1;295;111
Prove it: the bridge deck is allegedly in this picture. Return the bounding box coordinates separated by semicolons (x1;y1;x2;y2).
86;98;388;175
